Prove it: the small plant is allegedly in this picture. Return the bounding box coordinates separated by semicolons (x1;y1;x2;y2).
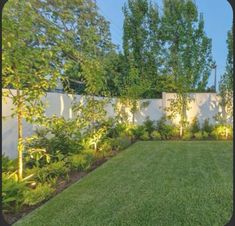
67;153;92;171
2;172;26;212
2;155;17;173
211;125;232;140
111;136;132;151
182;131;193;141
191;117;200;134
151;131;161;140
156;116;176;140
140;131;150;141
202;119;213;135
202;131;209;139
194;131;203;140
23;183;55;206
143;117;156;136
98;139;113;157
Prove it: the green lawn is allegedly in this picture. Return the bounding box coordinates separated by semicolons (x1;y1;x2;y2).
14;141;232;226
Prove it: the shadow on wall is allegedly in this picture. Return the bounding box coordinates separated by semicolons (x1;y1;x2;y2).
196;94;220;124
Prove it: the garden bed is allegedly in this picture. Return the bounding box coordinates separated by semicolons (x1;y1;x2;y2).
13;141;232;226
3;157;109;225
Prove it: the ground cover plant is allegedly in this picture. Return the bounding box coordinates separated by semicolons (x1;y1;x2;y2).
13;141;232;226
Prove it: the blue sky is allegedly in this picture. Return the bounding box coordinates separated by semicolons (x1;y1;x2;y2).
96;0;232;90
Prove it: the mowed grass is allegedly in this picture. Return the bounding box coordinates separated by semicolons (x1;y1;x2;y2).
14;141;232;226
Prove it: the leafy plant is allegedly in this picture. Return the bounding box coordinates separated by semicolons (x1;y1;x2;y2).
2;155;17;173
151;131;161;140
23;183;55;206
202;119;213;135
143;117;156;136
140;131;150;141
111;136;132;151
2;172;27;212
191;117;200;134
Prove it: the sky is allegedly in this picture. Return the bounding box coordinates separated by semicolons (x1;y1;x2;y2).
96;0;233;90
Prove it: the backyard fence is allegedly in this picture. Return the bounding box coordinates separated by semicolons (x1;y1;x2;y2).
2;89;227;158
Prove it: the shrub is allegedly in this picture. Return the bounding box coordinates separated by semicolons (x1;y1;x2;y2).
211;125;232;140
111;136;132;151
140;131;150;141
2;173;26;212
130;125;146;140
23;183;55;206
194;131;203;140
156;117;176;140
28;161;70;183
66;152;93;171
191;117;200;134
202;131;209;139
182;131;193;141
2;155;17;173
98;139;113;157
143;117;156;135
202;119;214;135
151;131;161;140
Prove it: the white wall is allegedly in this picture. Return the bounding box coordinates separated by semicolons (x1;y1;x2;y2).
2;89;227;158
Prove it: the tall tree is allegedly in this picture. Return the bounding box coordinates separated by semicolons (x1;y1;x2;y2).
161;0;213;91
122;0;163;98
162;0;214;136
2;0;59;180
218;28;233;137
32;0;114;96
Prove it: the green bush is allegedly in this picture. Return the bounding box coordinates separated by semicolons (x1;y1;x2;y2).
66;152;93;171
98;139;113;157
130;125;146;140
182;131;193;141
111;136;132;151
202;118;214;135
151;131;161;140
211;125;232;140
194;131;203;140
140;131;150;141
156;117;176;140
143;117;156;135
28;161;70;183
191;117;200;134
23;183;55;206
202;131;209;139
2;173;26;212
2;155;17;173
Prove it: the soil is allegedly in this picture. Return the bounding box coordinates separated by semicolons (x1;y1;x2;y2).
3;157;109;225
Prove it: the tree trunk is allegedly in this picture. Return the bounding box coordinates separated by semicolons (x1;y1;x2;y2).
17;89;23;181
225;127;228;140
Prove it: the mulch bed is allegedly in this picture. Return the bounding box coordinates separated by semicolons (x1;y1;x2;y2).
3;157;109;225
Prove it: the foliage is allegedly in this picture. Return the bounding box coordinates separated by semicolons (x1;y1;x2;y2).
166;93;193;137
191;117;200;134
98;139;113;157
24;148;51;168
2;172;26;212
156;116;177;139
23;183;55;206
2;154;17;173
194;132;203;140
218;28;233;129
29;161;70;183
140;131;150;141
151;131;161;140
182;131;193;141
111;136;132;151
66;153;94;171
143;117;156;136
211;125;233;140
202;118;214;135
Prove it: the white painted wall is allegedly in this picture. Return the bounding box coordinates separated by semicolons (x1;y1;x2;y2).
2;89;228;158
